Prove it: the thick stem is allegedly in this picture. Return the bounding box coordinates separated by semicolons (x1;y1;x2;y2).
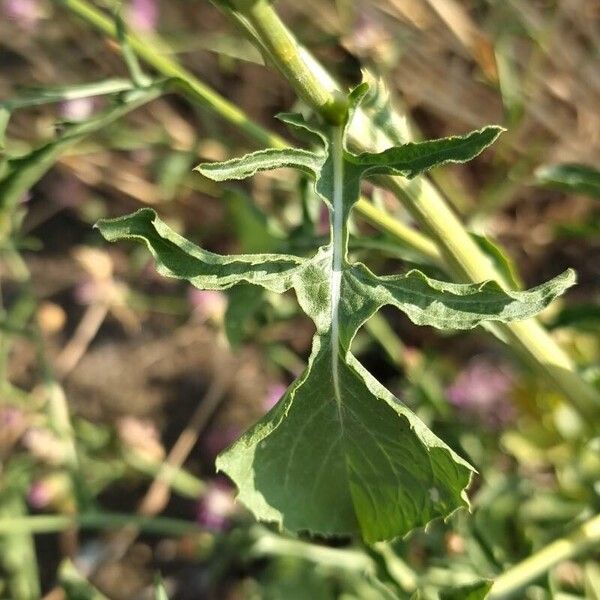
488;514;600;598
232;0;346;123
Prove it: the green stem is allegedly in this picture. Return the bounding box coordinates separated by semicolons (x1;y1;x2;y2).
0;512;199;537
355;198;444;267
54;0;281;148
123;449;205;498
221;0;600;419
0;78;135;111
489;514;600;598
231;0;346;123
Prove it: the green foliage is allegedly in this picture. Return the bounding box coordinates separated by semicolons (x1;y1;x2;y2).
96;86;575;542
535;163;600;199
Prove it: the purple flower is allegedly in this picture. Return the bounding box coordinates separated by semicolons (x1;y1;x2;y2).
127;0;158;32
196;479;236;531
2;0;42;30
447;357;516;427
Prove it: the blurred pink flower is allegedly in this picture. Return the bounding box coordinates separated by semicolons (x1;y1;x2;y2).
188;289;227;322
127;0;158;31
60;97;94;121
27;473;71;510
447;357;515;428
27;480;53;509
2;0;42;29
196;479;236;531
264;382;286;412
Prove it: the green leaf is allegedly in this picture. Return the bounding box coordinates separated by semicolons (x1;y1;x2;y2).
349;126;504;179
225;284;265;348
349;264;574;333
97;85;574;542
195;147;323;181
535;163;600;199
95;207;306;294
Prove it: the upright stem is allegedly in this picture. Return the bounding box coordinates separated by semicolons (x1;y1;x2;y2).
233;0;347;124
330;125;345;406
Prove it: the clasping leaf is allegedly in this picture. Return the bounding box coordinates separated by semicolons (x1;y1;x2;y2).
96;84;575;542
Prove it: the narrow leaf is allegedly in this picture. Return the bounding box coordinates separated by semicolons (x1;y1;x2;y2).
348;264;575;332
349;126;504;179
95;208;306;293
535;163;600;199
195;147;323;181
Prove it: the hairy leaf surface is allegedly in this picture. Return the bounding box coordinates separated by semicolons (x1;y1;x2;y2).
97;87;575;542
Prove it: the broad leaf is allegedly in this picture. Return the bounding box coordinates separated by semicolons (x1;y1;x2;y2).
97;86;575;542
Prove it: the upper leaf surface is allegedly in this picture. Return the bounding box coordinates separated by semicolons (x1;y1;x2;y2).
338;264;575;347
217;335;473;543
195;147;323;181
95;208;305;293
347;126;504;178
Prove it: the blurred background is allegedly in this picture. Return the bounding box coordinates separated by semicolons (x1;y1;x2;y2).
0;1;599;599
